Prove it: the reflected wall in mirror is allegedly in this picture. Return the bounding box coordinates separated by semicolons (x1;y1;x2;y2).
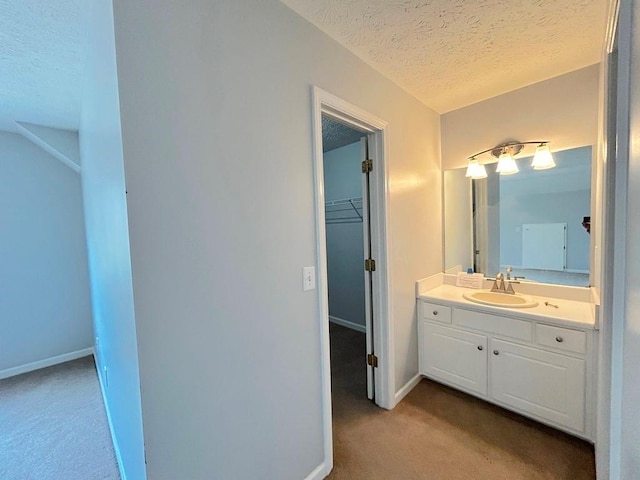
443;167;473;272
444;146;592;287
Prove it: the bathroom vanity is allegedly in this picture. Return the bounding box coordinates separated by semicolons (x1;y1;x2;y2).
416;276;597;441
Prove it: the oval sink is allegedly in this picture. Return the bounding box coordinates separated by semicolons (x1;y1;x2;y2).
462;290;538;308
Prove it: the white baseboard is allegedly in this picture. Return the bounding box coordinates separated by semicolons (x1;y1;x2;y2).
95;352;128;480
0;347;94;381
393;373;422;406
304;462;330;480
329;315;366;333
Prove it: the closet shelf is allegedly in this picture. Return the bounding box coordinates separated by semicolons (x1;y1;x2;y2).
325;197;363;224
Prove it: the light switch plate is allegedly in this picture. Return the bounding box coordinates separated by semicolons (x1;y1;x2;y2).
303;266;316;291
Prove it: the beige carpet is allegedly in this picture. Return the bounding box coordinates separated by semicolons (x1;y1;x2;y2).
0;356;120;480
328;323;595;480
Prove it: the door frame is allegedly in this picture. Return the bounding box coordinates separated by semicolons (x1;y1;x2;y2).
594;0;619;476
311;86;394;473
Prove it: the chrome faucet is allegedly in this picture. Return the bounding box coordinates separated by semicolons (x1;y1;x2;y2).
491;271;517;294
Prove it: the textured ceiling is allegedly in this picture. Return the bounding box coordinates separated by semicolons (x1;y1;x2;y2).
0;0;89;132
322;117;364;152
0;1;608;134
280;0;608;113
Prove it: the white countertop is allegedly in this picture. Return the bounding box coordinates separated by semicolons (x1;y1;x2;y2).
418;284;596;330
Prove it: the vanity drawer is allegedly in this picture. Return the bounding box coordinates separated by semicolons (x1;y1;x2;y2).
536;324;586;354
453;309;532;341
421;301;452;324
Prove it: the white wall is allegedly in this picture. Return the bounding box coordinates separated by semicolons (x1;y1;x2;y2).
324;142;366;327
442;65;600;171
0;132;92;373
111;0;441;478
79;1;146;479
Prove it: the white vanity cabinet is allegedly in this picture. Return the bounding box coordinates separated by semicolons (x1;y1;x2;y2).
417;300;595;440
489;338;585;432
420;322;488;396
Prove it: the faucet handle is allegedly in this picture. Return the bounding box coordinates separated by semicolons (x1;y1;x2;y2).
491;272;504;293
506;266;512;280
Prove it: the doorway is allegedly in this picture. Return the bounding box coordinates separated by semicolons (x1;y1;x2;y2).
322;118;373;400
311;87;392;473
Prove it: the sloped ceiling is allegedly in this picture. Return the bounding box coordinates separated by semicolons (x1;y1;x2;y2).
0;0;89;132
280;0;608;113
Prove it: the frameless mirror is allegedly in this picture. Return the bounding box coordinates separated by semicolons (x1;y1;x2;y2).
444;146;592;287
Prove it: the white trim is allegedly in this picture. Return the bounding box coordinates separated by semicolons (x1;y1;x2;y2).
394;373;422;405
95;351;128;480
303;462;330;480
311;86;394;476
15;121;81;173
329;315;366;333
0;347;93;380
311;88;334;476
608;1;628;478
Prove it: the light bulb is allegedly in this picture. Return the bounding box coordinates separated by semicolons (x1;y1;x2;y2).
531;144;556;170
465;159;487;179
496;152;518;175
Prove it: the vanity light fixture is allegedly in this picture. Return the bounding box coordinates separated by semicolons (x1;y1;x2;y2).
465;158;487;179
531;143;556;170
466;141;555;178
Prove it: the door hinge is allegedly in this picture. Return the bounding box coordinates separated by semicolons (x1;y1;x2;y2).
365;258;376;272
362;159;373;173
367;354;379;368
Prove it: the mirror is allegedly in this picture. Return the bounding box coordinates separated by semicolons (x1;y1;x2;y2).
444;146;592;287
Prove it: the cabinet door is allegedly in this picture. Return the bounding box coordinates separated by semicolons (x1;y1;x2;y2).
420;322;488;396
490;338;585;432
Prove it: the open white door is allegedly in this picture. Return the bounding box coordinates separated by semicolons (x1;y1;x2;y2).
361;136;375;401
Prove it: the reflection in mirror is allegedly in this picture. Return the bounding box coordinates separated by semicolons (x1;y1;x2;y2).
443;168;473;273
444;146;592;287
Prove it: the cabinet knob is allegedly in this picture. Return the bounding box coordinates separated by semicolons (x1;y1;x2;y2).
433;310;438;316
555;336;564;343
493;350;499;355
477;345;483;351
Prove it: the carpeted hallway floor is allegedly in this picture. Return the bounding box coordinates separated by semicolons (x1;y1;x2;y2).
0;356;120;480
0;331;596;480
327;322;596;480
